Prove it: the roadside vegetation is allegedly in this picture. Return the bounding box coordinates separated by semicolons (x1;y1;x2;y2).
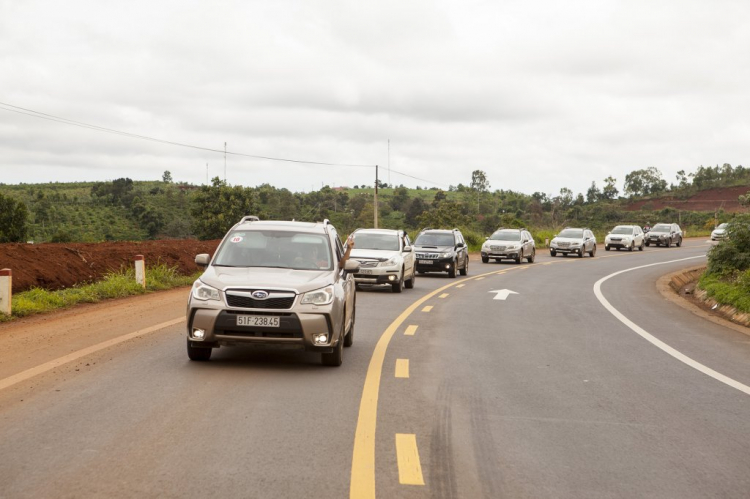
699;214;750;313
0;164;747;249
0;264;199;322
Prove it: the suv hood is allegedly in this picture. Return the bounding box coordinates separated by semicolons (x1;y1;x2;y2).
553;236;584;243
200;266;332;294
350;248;400;262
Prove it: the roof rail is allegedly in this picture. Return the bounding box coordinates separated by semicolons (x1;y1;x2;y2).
323;219;331;226
239;215;260;223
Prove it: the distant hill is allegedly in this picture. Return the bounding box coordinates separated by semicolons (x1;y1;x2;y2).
624;185;749;213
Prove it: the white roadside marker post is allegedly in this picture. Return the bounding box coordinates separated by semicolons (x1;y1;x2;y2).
134;255;146;288
0;269;11;316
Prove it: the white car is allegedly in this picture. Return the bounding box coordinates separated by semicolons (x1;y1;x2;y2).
549;227;596;258
605;225;645;251
350;229;416;293
711;223;728;241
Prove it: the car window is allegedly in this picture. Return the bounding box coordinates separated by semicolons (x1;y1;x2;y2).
213;230;332;270
415;233;455;246
354;232;400;251
652;224;671;231
489;231;522;241
611;227;633;235
559;229;584;238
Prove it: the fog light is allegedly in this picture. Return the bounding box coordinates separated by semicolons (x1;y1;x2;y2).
313;333;329;345
388;275;396;281
445;264;451;269
192;328;205;340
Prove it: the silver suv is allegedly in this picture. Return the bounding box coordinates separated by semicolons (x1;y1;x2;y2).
481;228;536;264
349;228;416;292
551;227;597;257
186;219;359;366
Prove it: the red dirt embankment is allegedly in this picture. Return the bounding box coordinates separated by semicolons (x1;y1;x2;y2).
0;239;221;294
625;186;749;212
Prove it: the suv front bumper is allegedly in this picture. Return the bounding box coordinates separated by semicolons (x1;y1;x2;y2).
187;300;340;353
353;267;402;285
415;257;454;273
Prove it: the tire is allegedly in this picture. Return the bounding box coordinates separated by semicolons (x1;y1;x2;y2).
187;340;212;361
482;256;489;263
448;261;457;278
639;241;644;251
322;330;344;366
344;307;354;347
676;237;682;247
578;248;584;258
667;238;672;247
515;251;523;264
590;245;596;257
550;249;557;257
392;273;403;293
527;248;535;263
405;267;415;289
645;241;650;247
605;246;610;251
628;242;634;252
459;257;468;276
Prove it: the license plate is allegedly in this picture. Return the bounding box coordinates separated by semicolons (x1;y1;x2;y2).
360;269;372;274
237;315;280;327
419;260;433;265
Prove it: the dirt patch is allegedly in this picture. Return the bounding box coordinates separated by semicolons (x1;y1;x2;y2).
625;185;749;212
0;239;221;293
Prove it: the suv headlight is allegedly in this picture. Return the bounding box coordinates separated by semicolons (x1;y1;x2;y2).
301;285;334;305
192;280;220;301
439;251;454;258
379;256;400;267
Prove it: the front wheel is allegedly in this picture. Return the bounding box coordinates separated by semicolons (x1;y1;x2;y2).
322;333;343;366
448;262;457;278
676;237;682;247
589;245;596;257
405;267;415;289
526;249;535;263
578;248;584;258
482;256;489;263
459;257;468;276
392;274;404;293
515;251;523;264
628;242;634;252
187;340;212;361
550;249;557;257
639;241;644;251
344;308;354;347
605;245;610;251
645;241;650;247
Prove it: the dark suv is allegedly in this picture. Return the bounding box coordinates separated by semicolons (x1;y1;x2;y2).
645;223;683;247
413;228;469;278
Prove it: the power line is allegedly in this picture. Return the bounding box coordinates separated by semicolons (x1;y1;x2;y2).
0;101;448;188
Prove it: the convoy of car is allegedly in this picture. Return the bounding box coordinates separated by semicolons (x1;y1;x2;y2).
186;216;693;366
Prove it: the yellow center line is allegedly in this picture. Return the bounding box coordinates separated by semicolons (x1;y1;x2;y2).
395;359;409;378
439;293;449;299
475;277;485;280
395;434;425;486
404;325;418;336
456;284;465;288
421;305;433;312
350;269;500;498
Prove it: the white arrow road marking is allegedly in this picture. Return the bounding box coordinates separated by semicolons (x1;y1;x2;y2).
489;289;519;300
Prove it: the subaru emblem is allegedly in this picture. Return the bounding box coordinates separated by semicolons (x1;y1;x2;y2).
251;290;269;300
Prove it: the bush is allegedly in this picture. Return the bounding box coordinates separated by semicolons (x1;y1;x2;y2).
706;214;750;276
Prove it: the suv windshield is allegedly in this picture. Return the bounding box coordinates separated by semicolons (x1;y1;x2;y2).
558;229;583;238
611;227;633;235
415;233;455;246
490;231;521;241
354;233;399;251
213;230;332;270
652;224;671;232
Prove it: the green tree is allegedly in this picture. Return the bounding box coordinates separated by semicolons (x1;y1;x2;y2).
470;170;490;193
0;193;29;242
190;177;259;240
706;214;750;275
162;170;173;183
601;176;619;200
624;167;667;197
586;182;600;203
739;191;750;210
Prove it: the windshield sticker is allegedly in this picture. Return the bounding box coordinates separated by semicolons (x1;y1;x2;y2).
230;236;243;243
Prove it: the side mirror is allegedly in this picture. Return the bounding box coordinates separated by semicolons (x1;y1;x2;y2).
195;254;210;268
456;242;465;248
485;236;489;240
344;259;360;274
403;245;412;253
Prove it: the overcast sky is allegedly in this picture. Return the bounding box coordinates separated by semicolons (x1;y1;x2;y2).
1;0;748;197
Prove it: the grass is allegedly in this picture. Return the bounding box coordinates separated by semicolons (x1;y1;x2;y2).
0;264;200;322
698;270;750;314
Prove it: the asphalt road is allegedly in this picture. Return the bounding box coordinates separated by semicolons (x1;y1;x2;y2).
1;239;749;498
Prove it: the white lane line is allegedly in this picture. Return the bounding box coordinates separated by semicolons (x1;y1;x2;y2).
0;317;185;392
593;256;750;396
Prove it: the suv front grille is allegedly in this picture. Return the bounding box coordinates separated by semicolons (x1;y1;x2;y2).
416;252;439;259
226;290;296;309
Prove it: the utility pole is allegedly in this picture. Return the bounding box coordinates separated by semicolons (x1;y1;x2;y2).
374;165;379;228
224;142;227;183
